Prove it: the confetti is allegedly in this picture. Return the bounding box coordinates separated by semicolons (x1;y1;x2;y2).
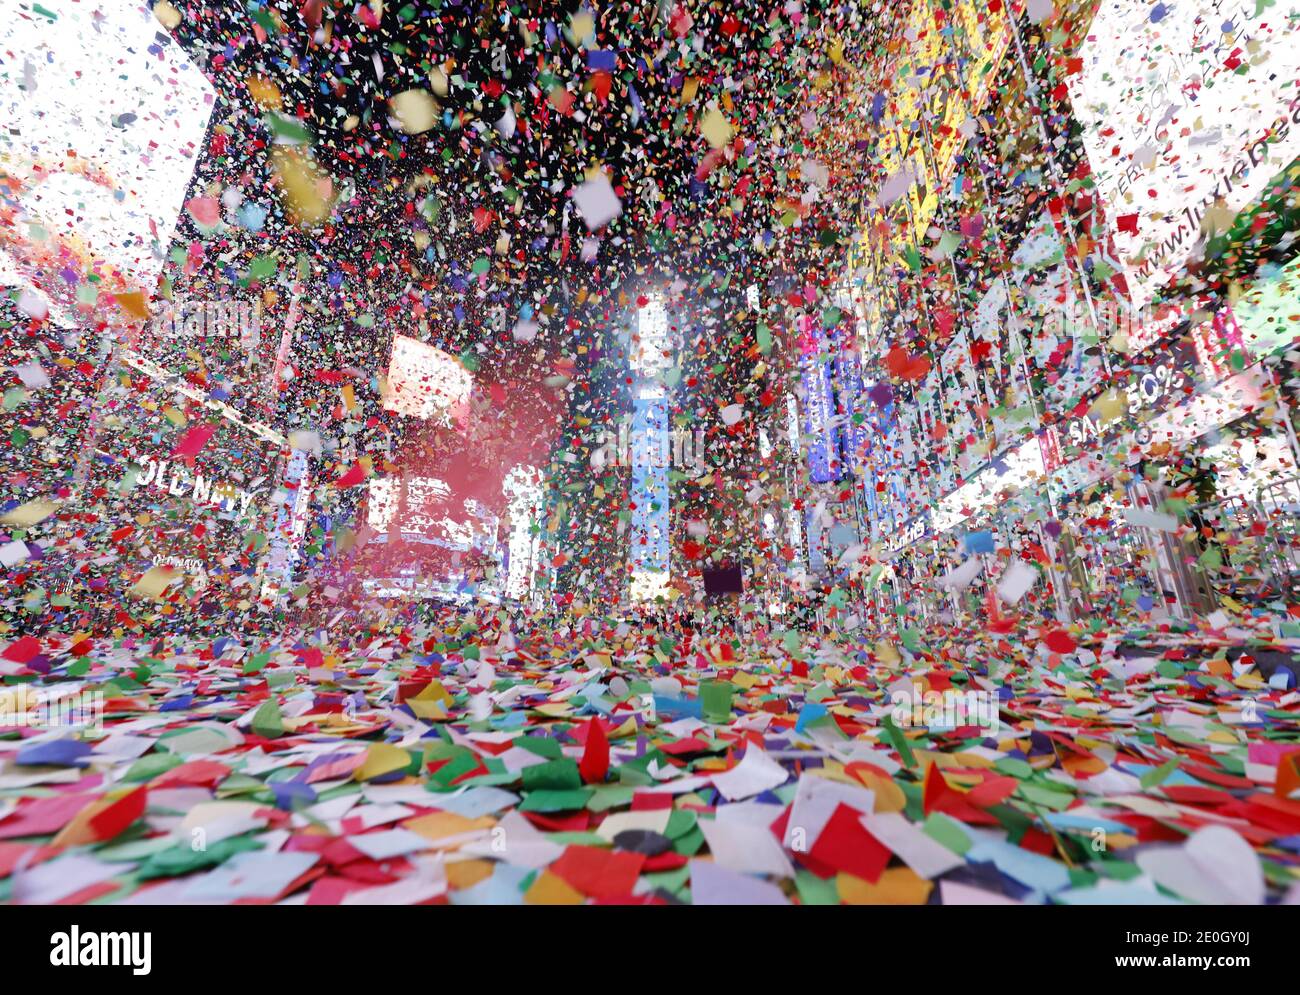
0;0;1298;915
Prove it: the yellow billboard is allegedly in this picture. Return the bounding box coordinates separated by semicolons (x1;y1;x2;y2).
877;0;1013;253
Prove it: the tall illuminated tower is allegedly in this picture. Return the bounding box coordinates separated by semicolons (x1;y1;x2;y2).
629;294;672;602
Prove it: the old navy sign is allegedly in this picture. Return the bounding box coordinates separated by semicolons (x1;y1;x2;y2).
132;456;261;518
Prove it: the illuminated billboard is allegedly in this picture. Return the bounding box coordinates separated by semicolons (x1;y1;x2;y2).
799;318;839;483
629;295;671;598
383;335;474;422
933;437;1048;534
366;475;497;552
260;447;313;602
1068;0;1300;309
630;396;670;572
834;344;867;477
503;465;542;601
0;0;215;319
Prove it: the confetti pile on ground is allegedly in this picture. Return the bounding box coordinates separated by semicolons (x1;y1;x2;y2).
2;606;1298;906
5;0;1300;909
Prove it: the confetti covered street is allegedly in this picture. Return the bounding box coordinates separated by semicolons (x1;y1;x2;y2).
2;605;1299;906
3;0;1300;915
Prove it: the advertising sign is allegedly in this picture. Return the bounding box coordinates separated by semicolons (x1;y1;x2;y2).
261;447;313;600
933;437;1047;534
0;0;214;319
1068;0;1300;309
885;510;932;554
1059;335;1203;456
833;343;868;476
937;327;980;493
89;357;285;599
366;476;498;552
630;395;670;572
383;335;474;423
871;0;1012;252
861;396;897;536
799;319;840;483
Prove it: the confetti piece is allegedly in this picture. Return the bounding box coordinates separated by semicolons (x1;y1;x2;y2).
1;500;58;527
389;89;439;135
0;0;1297;916
571;175;623;232
129;565;180;599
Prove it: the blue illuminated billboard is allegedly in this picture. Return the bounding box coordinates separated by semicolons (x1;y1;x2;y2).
799;318;839;484
833;343;866;476
630;396;669;572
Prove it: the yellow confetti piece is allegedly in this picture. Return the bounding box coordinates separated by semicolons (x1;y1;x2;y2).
407;698;448;720
245;74;283;111
445;859;495;891
429;66;449;97
524;870;585;905
567;10;594;45
1092;388;1127;425
947;750;997;770
700;107;733;149
837;867;933;905
532;702;573;717
403;811;495;843
129;565;179;600
153;0;181;29
389;89;440;134
114;292;149;321
0;500;58;527
811;761;862;786
413;679;453;706
51;792;127;848
694;757;731;772
914;750;967;771
270;147;333;228
319;712;371;732
608;717;638;740
354;742;411;782
859;773;908;813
